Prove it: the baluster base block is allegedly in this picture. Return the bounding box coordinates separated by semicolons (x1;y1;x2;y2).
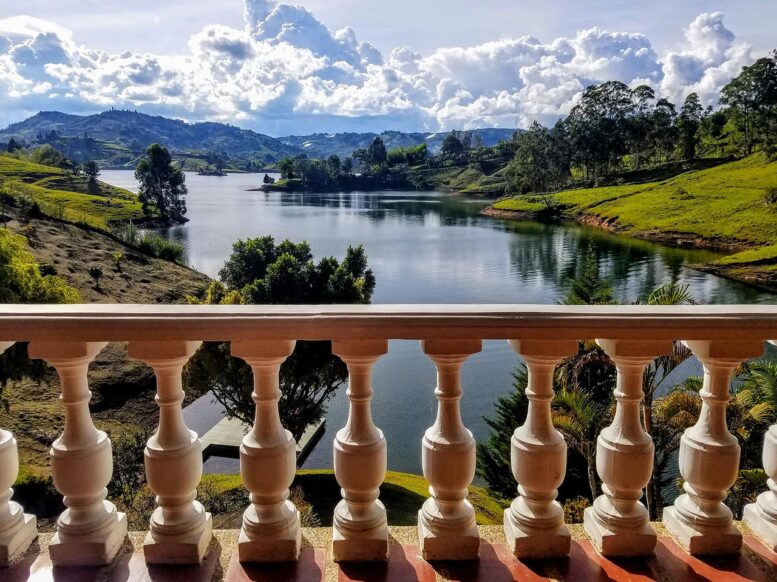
238;522;301;563
144;512;212;565
662;506;742;555
0;510;37;566
50;511;127;566
418;510;480;561
504;509;569;559
332;523;388;562
743;503;777;551
584;508;656;557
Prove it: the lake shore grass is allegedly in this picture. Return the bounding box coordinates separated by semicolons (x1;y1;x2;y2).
486;153;777;290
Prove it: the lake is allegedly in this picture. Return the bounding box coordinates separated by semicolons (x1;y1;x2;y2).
101;170;776;474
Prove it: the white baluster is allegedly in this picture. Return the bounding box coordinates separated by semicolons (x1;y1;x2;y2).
231;340;300;563
128;341;211;564
505;339;577;559
664;340;764;555
418;339;481;561
584;339;671;556
744;340;777;550
28;341;127;566
331;340;388;562
0;342;37;566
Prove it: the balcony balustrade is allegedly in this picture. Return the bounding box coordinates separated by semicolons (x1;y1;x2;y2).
0;304;776;580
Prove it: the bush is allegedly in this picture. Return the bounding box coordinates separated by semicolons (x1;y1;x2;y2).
562;496;590;523
138;234;185;263
765;187;777;210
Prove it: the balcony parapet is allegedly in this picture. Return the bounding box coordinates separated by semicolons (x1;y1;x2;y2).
0;305;776;573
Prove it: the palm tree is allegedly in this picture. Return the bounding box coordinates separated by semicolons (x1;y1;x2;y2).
640;282;696;517
551;388;612;501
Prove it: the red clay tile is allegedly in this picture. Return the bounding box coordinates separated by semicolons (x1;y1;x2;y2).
225;548;326;582
658;536;767;582
744;535;777;569
338;545;435;582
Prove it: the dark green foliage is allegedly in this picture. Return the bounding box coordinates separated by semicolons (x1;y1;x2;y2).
561;245;615;306
83;160;100;184
505;121;570;194
187;236;375;440
88;265;103;288
476;366;529;498
137;234;185;263
134;143;187;220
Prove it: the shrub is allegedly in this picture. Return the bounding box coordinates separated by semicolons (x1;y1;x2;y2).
562;496;590;523
138;234;185;263
112;251;124;271
88;265;103;288
765;187;777;210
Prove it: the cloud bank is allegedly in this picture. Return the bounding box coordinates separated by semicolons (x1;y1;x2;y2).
0;3;758;135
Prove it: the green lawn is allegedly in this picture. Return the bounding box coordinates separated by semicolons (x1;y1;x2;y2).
0;154;146;229
493;154;777;268
201;470;507;526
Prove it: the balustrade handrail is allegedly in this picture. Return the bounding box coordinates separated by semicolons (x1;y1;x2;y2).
0;303;776;341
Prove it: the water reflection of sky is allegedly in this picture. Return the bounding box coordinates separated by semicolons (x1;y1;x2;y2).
102;171;776;475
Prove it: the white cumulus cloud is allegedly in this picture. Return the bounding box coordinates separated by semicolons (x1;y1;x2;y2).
0;5;760;134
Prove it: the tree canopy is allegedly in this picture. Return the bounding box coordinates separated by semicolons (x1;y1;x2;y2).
186;237;375;439
134;143;187;221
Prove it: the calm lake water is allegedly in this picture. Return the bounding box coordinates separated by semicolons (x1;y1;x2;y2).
102;170;776;474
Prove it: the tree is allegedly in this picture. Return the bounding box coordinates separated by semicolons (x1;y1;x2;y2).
721;54;777;154
678;93;705;160
185;237;376;439
476;367;529;497
327;155;341;179
505;121;570;194
89;265;103;289
277;158;295;180
30;144;67;169
83;160;100;185
441;133;464;161
6;138;20;153
341;157;354;175
367;137;387;166
134;143;188;221
262;173;275;185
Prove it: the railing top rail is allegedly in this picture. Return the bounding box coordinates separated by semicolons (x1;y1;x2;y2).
0;304;776;342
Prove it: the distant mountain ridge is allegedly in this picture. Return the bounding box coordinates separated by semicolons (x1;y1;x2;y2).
0;110;301;168
0;110;518;169
278;128;518;158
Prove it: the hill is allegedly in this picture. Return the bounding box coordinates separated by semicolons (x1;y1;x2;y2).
0;154;147;228
487;154;777;289
0;110;302;168
279;128;517;158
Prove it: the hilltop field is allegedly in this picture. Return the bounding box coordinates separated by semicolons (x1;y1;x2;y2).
0;155;147;229
487;154;777;290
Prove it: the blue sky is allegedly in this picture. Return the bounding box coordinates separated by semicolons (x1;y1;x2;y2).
0;1;774;135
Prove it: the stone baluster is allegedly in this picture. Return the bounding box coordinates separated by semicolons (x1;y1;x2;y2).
28;341;127;566
418;339;482;560
231;340;300;563
505;339;577;558
584;339;671;556
664;340;765;555
0;342;37;566
744;340;777;550
128;341;211;564
331;340;389;562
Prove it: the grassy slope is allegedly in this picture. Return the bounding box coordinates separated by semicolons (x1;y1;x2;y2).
2;214;211;470
492;154;777;282
0;155;147;228
202;470;507;527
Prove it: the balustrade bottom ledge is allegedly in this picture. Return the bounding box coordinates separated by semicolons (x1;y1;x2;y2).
4;523;777;582
1;304;777;342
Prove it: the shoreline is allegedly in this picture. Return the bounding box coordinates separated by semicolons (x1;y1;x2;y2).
480;205;777;292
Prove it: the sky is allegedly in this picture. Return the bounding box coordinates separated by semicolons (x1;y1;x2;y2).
0;0;774;136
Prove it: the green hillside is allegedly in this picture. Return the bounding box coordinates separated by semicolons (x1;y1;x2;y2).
491;154;777;287
0;110;302;168
0;155;146;229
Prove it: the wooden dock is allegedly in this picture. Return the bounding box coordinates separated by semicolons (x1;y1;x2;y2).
200;416;325;466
